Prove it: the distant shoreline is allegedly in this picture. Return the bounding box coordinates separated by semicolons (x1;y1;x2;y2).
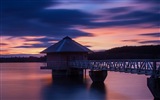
0;61;46;63
1;45;159;62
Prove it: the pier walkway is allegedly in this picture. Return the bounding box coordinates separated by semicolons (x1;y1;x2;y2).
70;59;160;77
42;59;160;77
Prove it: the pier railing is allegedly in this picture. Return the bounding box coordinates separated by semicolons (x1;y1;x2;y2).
69;59;160;77
41;61;68;70
41;59;160;77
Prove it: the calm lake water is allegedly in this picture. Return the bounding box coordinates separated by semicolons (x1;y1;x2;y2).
0;63;153;100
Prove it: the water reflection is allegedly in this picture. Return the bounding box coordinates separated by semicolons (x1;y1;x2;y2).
1;63;153;100
41;78;107;100
89;83;107;100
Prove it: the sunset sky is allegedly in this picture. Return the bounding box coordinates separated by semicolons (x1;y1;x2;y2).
1;0;160;56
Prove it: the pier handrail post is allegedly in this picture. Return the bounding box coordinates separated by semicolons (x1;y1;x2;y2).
151;60;157;78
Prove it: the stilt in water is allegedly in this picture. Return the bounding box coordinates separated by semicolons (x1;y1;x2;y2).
147;61;160;100
147;77;160;100
89;70;107;83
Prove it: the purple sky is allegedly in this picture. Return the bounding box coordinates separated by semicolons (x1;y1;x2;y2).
1;0;160;56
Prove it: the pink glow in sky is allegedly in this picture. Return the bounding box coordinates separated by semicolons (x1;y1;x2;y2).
1;0;160;56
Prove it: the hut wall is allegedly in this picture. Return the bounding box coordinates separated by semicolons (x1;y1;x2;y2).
46;53;66;69
61;52;88;61
46;52;88;69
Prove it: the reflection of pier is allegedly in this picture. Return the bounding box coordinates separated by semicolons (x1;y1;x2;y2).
40;36;160;99
41;78;106;100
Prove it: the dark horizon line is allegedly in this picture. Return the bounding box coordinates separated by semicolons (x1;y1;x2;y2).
1;44;160;58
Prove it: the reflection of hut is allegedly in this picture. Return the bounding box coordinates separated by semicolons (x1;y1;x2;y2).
41;36;91;78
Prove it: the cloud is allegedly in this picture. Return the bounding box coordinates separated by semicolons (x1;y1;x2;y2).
139;32;160;37
85;18;158;29
13;38;54;48
103;7;131;13
111;10;159;22
39;9;97;26
12;33;94;49
23;37;57;42
151;6;160;13
122;39;139;42
135;0;160;4
110;11;159;28
1;0;160;55
3;0;159;37
2;22;93;37
89;10;159;28
139;40;160;44
0;43;8;45
54;0;120;3
84;45;92;48
2;6;95;37
14;43;51;48
15;43;93;49
1;0;55;36
0;54;43;57
2;0;57;18
1;0;159;38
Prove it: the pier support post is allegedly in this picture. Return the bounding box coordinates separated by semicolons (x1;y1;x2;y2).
52;70;68;79
69;68;83;80
147;77;160;100
89;70;107;83
51;68;83;81
147;60;160;100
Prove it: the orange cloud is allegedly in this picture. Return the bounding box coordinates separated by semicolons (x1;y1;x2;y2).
1;36;46;55
75;27;159;50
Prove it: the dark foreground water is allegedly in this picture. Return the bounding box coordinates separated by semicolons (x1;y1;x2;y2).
1;63;153;100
